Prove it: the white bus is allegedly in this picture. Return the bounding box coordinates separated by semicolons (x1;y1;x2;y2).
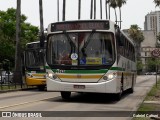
46;20;136;100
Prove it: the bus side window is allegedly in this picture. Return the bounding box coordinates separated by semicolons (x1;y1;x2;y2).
116;33;124;47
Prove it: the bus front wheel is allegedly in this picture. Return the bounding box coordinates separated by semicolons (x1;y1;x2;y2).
61;91;71;100
115;77;123;101
37;85;45;91
128;75;135;93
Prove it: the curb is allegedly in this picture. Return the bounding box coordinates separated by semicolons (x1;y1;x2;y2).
0;87;37;94
144;101;160;104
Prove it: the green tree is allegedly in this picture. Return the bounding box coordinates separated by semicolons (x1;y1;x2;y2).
109;0;118;23
0;8;39;68
128;25;144;58
146;58;156;72
153;0;160;7
137;58;143;74
156;32;160;47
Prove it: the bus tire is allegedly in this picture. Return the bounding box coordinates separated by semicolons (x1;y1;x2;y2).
115;75;123;101
38;85;45;91
61;91;71;100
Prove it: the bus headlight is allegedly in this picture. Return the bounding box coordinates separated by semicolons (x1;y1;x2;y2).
26;73;33;78
47;73;58;80
103;72;117;81
48;73;53;78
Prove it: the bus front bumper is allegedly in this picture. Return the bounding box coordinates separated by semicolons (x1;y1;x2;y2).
47;77;118;93
26;77;46;86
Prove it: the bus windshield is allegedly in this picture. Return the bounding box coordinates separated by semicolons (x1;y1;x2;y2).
47;32;115;68
25;49;45;70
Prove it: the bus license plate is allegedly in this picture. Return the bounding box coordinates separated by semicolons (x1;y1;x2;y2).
73;85;85;89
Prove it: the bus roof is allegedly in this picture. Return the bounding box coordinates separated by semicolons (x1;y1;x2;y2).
26;41;46;49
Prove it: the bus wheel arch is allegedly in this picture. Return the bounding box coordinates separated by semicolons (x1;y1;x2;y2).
37;85;46;91
115;73;123;101
128;74;134;93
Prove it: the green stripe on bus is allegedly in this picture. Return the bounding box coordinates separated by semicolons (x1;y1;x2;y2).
27;71;45;74
52;69;108;74
110;67;125;71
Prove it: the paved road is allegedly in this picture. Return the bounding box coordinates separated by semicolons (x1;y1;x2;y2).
0;75;158;120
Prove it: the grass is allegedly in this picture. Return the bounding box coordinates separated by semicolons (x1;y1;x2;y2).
145;79;160;101
0;84;36;91
132;78;160;120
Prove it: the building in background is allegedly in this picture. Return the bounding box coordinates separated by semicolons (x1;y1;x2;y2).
141;30;157;73
144;11;160;36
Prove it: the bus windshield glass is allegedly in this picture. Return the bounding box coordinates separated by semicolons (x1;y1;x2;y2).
47;32;115;68
25;49;45;70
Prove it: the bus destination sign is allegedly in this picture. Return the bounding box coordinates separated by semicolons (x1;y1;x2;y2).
51;21;109;32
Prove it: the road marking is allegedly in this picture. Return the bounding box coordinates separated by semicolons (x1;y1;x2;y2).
0;97;54;109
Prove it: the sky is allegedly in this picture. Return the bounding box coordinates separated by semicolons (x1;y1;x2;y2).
0;0;159;30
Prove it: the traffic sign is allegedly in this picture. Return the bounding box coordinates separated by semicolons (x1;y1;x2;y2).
151;49;160;57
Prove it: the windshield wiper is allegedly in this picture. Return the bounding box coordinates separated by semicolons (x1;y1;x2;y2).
64;32;76;53
81;31;94;57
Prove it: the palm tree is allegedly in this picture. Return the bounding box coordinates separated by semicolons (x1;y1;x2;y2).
94;0;96;19
116;0;126;29
128;25;144;57
39;0;44;47
57;0;59;21
90;0;93;19
78;0;81;20
14;0;22;83
100;0;102;19
109;0;118;23
153;0;160;7
62;0;66;21
105;0;109;19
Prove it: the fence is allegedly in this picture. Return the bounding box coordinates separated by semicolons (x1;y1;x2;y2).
0;70;34;92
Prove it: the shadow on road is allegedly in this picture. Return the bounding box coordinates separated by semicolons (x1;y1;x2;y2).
45;90;131;104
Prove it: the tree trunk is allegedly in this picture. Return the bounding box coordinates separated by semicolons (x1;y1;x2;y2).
62;0;66;21
90;0;93;19
100;0;102;19
94;0;96;19
119;7;122;29
105;0;108;19
78;0;81;20
39;0;44;47
14;0;22;84
114;9;117;24
57;0;59;21
109;5;111;19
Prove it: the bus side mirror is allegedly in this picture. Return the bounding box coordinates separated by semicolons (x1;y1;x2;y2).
39;49;45;57
115;28;123;46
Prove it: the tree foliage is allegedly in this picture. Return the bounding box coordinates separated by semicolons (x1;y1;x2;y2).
146;58;160;72
128;25;144;44
0;8;39;68
128;25;144;58
153;0;160;7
